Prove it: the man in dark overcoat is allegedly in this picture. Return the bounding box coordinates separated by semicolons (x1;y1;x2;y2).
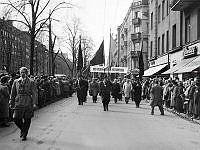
9;67;37;141
111;79;120;103
150;80;164;115
75;75;88;105
99;78;112;111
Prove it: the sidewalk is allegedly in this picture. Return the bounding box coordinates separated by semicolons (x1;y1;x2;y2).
144;100;200;125
164;107;200;125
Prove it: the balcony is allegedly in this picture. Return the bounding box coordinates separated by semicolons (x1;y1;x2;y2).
131;51;140;58
171;0;200;11
131;32;141;42
132;18;141;25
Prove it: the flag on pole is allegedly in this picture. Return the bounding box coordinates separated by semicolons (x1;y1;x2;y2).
139;40;144;80
90;40;105;66
107;33;117;67
77;36;83;72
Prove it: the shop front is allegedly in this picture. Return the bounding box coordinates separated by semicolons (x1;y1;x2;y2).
143;54;168;77
163;41;200;81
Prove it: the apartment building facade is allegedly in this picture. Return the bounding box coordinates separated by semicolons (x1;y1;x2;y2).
117;0;149;75
145;0;182;77
163;0;200;80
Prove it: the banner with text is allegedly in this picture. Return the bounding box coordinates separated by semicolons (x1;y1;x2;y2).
111;67;128;74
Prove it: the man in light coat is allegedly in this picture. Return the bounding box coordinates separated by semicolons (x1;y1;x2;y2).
150;80;164;115
10;67;37;141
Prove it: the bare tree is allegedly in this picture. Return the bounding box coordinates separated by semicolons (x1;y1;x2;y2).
1;0;72;75
64;16;82;77
81;35;94;69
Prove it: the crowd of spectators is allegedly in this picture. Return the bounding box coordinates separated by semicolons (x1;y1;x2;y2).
0;72;75;127
141;76;200;120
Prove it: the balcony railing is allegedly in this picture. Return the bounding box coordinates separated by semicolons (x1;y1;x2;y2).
131;32;141;42
132;18;141;25
171;0;200;11
131;51;140;58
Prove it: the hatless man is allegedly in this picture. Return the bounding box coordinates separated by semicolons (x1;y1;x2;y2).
9;67;37;141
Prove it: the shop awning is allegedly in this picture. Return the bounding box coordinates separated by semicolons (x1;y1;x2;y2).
162;57;197;74
143;64;168;77
174;56;200;74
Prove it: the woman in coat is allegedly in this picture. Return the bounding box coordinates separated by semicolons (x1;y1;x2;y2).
171;80;178;110
0;76;10;127
176;81;184;113
193;77;200;119
123;79;132;104
89;78;99;103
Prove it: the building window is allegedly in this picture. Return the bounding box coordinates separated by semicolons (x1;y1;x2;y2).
158;37;160;56
134;11;141;18
166;30;169;52
185;16;191;43
166;0;169;16
151;12;153;30
162;34;165;53
134;26;140;33
162;0;165;20
198;9;200;40
150;41;153;57
158;5;161;24
172;24;176;48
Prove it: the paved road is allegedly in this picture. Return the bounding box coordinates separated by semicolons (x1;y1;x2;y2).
0;95;200;150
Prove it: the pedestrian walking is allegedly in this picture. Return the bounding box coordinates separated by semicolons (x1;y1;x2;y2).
75;75;88;105
99;78;112;111
89;78;99;103
123;79;132;104
9;67;37;141
111;79;121;103
0;75;10;127
134;80;142;108
150;80;164;115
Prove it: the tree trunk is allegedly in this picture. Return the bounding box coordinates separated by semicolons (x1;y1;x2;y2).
30;35;35;75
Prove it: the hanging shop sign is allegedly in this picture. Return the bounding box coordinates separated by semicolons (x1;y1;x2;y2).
183;46;198;58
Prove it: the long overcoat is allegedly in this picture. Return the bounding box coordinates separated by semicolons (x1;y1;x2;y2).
75;79;88;99
123;82;132;98
150;84;163;107
193;86;200;115
0;83;10;118
99;81;111;103
89;81;99;97
10;77;37;118
111;82;120;99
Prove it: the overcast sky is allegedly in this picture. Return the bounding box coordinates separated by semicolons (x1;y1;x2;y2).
0;0;134;59
54;0;134;58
